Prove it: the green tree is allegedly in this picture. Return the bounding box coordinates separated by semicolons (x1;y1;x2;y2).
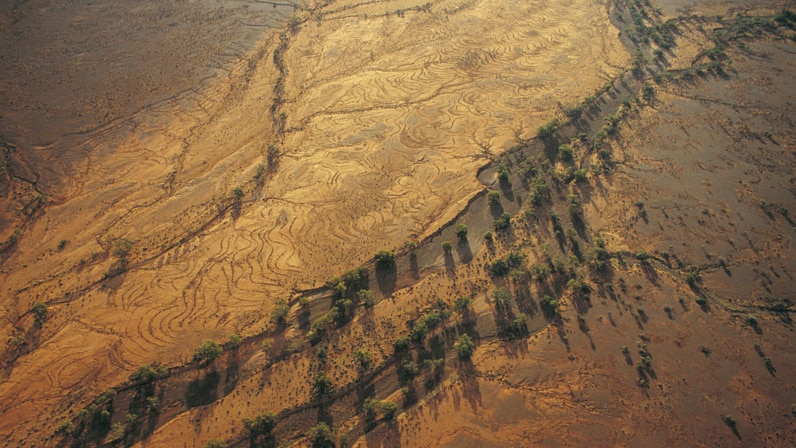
454;296;473;313
455;223;469;240
374;250;396;270
242;412;277;436
310;422;334;448
353;349;372;372
380;400;398;420
31;302;48;324
454;334;475;359
270;298;290;324
193;340;222;365
356;289;375;308
441;241;452;253
227;333;241;349
312;371;333;399
558;144;574;163
205;439;228;448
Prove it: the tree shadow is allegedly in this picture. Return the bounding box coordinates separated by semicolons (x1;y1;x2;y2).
186;370;220;408
376;266;397;296
456;239;472;263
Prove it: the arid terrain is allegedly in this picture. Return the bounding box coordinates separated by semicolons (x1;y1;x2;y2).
1;0;795;447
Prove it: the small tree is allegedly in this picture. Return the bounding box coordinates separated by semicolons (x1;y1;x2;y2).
558;144;574;163
454;296;473;313
193;340;222;365
242;412;277;436
380;400;398;420
356;289;375;308
310;422;334;448
205;439;228;448
312;371;333;399
232;187;244;199
353;349;372;372
31;302;48;324
441;241;452;253
374;250;396;270
227;333;241;349
113;238;133;259
487;190;501;205
455;224;468;240
454;334;475;359
270;298;290;325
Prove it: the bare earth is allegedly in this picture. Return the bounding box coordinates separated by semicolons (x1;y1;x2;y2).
1;0;795;447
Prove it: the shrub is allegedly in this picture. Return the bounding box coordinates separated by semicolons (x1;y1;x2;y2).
232;187;244;199
442;241;452;253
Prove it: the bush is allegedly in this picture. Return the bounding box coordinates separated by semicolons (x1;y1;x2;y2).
232;187;244;199
192;340;222;365
454;334;475;359
441;241;452;253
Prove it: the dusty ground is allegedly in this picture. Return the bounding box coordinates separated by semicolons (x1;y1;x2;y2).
1;0;795;447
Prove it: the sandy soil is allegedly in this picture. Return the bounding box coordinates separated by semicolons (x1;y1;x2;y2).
1;0;795;447
0;0;629;445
